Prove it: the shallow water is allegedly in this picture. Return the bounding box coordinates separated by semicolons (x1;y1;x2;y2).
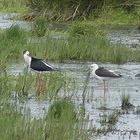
1;12;140;140
107;27;140;48
0;12;30;30
9;61;140;140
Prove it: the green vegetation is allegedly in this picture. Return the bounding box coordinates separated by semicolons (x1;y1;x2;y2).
0;0;28;13
0;101;44;140
100;111;120;127
45;99;88;140
121;94;134;110
32;16;48;37
0;97;91;140
136;106;140;114
25;0;140;22
0;1;140;139
0;0;140;26
0;73;91;140
94;111;121;135
0;24;140;65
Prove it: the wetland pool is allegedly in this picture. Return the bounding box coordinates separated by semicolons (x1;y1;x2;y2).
1;12;140;140
9;61;140;140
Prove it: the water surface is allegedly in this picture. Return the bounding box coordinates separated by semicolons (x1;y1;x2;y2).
9;61;140;140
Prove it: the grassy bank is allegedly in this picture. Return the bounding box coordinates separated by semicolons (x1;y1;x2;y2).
0;0;28;13
0;0;140;26
89;8;140;27
0;23;140;68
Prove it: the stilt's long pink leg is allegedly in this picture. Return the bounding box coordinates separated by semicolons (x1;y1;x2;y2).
103;80;106;98
40;73;45;95
41;78;45;95
37;73;41;96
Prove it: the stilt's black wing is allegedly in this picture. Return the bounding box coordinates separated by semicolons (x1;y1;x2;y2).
31;57;56;71
95;67;120;78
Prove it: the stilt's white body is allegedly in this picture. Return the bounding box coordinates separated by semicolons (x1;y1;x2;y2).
23;51;31;67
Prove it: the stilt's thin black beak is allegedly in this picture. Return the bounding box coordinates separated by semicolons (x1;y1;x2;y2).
27;53;31;57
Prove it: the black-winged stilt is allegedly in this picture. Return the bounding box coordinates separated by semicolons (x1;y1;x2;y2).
23;50;56;95
90;63;121;96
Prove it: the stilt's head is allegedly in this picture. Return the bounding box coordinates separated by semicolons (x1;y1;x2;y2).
90;63;99;72
23;50;31;66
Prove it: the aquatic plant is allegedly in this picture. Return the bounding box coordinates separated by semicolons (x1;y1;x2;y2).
68;21;105;37
47;98;76;120
43;72;66;99
0;21;140;64
26;0;140;22
14;72;35;96
0;101;44;140
5;25;26;42
32;16;48;37
100;111;120;128
136;106;140;114
121;94;134;110
45;98;90;140
0;0;28;13
0;25;28;64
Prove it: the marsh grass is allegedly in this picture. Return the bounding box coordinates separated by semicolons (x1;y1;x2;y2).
43;72;66;99
0;25;28;65
45;98;90;140
100;111;120;129
0;23;140;64
0;68;90;139
68;21;106;37
136;106;140;114
0;62;93;139
32;16;48;37
92;7;140;26
0;0;28;13
1;11;140;140
5;25;26;42
15;72;35;96
121;94;134;110
0;101;44;140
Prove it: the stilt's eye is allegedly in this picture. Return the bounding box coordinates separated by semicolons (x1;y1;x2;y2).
27;53;31;57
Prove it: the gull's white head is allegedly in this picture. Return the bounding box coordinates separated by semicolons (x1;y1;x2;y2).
23;50;31;66
90;63;99;71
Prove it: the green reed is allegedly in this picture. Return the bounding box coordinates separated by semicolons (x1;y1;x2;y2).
32;16;48;37
0;0;28;13
0;71;92;139
45;98;91;140
0;100;44;140
0;24;140;64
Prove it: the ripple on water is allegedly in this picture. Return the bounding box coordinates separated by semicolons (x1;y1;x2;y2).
9;61;140;140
